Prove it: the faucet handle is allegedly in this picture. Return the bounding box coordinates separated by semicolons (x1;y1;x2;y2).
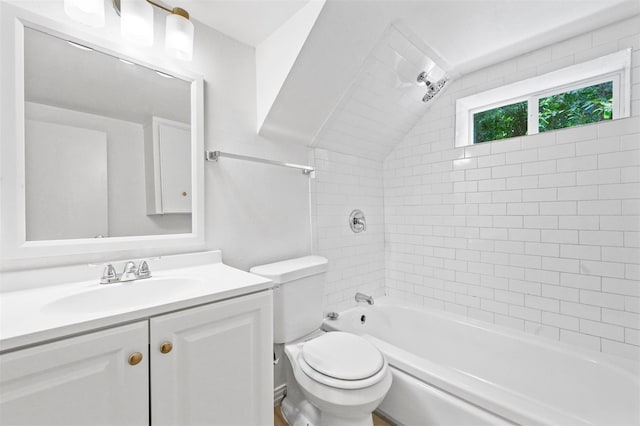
119;261;138;282
137;260;151;279
100;264;118;284
123;261;136;273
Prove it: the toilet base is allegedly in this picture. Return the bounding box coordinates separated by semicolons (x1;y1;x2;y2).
320;411;374;426
281;394;320;426
281;394;374;426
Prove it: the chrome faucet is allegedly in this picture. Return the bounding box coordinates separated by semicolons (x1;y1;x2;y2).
100;260;151;284
120;261;138;282
355;292;374;305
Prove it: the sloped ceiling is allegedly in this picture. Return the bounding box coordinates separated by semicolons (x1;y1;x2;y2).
257;0;640;159
312;23;442;160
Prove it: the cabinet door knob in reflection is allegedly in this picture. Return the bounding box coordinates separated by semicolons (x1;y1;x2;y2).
128;352;143;366
182;191;187;197
160;341;173;354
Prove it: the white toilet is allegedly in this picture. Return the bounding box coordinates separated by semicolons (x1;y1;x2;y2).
250;256;392;426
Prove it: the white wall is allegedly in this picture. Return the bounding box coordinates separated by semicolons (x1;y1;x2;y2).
384;15;640;360
192;22;312;272
256;0;325;132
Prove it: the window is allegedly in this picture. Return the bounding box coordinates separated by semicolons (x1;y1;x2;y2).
455;49;631;147
474;100;528;143
538;81;612;132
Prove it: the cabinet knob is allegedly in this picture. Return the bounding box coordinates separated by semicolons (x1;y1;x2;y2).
128;352;143;366
160;341;173;354
181;191;187;197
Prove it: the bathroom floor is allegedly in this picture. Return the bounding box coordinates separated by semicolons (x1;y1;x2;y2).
274;405;393;426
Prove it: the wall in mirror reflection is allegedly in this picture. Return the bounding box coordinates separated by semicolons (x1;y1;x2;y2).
24;27;193;241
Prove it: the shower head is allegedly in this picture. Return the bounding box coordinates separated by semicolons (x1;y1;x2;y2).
417;71;447;103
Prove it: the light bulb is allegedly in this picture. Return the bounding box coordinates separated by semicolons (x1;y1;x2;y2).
121;0;154;47
165;11;194;61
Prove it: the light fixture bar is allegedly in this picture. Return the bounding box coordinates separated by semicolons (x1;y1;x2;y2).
146;0;173;14
113;0;188;18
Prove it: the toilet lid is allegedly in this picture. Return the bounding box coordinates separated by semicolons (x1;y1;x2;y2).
301;332;384;380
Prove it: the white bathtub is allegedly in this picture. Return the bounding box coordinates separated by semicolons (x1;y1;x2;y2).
323;297;640;426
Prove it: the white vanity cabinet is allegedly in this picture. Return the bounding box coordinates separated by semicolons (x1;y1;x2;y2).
0;291;273;426
151;290;273;425
0;321;149;426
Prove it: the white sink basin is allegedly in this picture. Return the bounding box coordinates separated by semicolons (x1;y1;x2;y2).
43;276;206;314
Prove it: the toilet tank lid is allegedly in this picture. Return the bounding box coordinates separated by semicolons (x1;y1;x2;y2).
249;256;328;284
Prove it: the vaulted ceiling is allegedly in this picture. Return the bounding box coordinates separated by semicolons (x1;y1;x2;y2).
249;0;639;158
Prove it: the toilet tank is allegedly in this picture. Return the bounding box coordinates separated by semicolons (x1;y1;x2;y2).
250;256;328;344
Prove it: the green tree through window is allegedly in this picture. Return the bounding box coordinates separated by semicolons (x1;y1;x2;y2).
538;81;613;132
473;101;528;144
472;81;614;144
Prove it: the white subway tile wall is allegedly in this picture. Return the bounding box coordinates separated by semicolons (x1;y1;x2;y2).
310;149;386;312
309;24;445;311
383;16;640;359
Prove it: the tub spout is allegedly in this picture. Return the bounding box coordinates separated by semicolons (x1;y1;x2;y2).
355;292;374;305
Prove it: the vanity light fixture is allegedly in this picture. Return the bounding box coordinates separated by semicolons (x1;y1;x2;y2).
119;0;154;47
64;0;195;61
114;0;194;61
164;6;195;61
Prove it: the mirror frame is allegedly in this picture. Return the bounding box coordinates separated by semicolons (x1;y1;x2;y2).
0;4;205;269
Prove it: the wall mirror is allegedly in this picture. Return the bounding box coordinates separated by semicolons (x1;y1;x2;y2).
0;6;204;267
25;27;195;240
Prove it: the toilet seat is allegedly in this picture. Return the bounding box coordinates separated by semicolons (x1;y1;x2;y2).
297;332;388;390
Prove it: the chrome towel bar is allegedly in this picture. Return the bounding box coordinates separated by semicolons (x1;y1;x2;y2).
205;150;314;176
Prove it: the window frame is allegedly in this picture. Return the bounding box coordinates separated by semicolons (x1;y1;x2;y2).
456;49;631;147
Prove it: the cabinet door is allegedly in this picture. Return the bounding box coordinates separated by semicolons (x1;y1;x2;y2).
0;322;149;426
150;291;273;426
144;117;191;215
158;122;191;213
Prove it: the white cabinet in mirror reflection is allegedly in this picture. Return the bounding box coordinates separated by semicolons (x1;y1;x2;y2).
25;120;109;240
144;117;191;215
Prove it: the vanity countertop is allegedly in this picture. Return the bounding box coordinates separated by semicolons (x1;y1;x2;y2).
0;251;272;352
